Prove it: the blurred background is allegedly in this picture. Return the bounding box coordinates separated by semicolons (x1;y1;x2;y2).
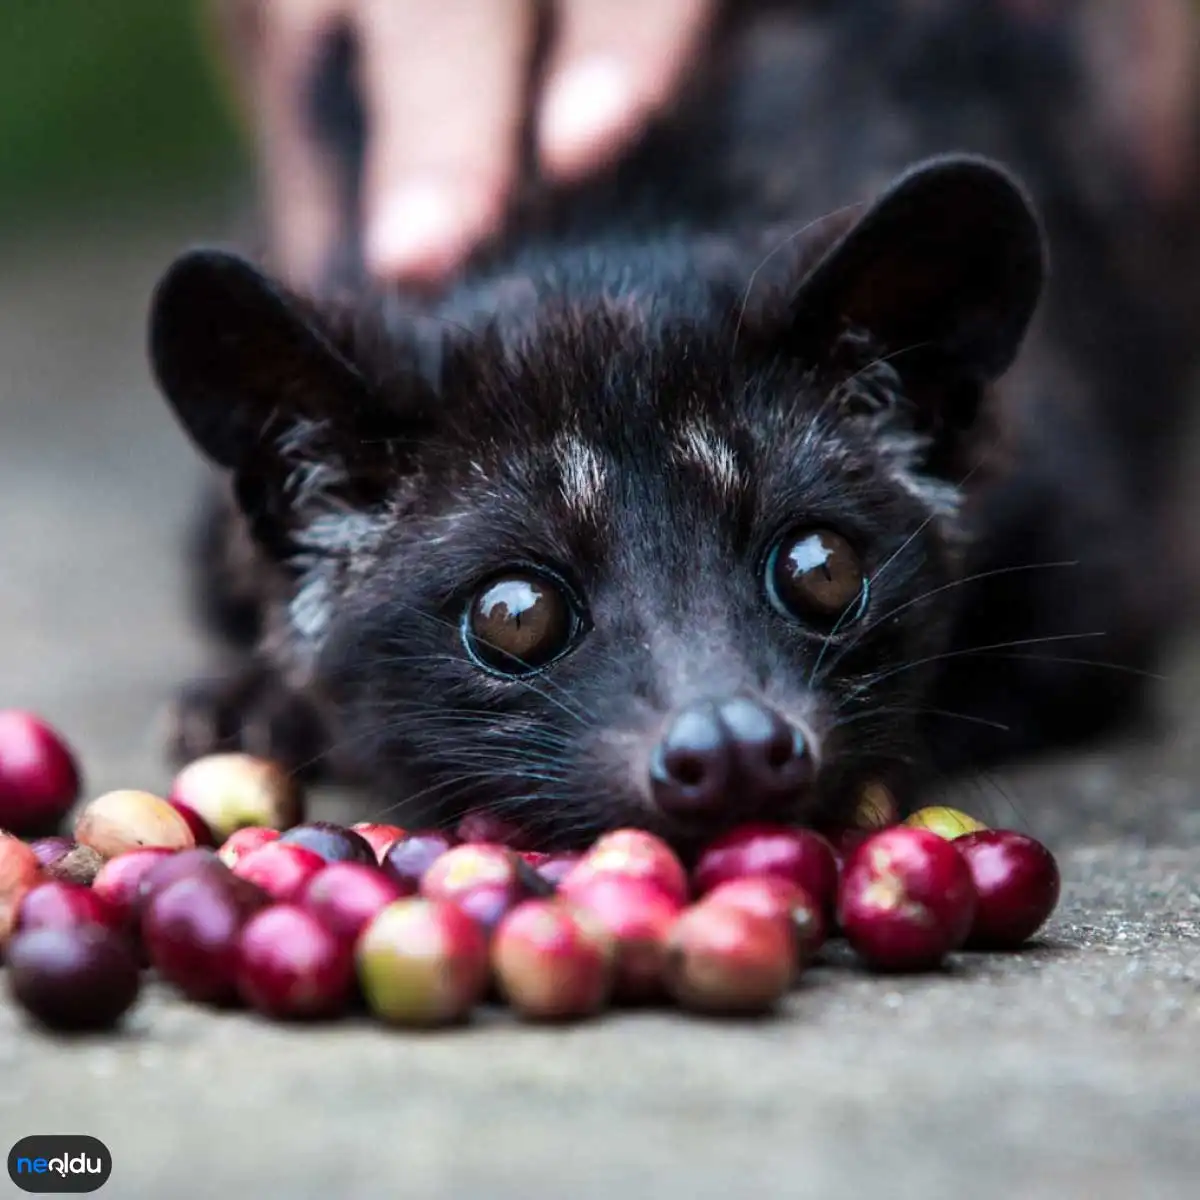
0;2;248;797
0;1;245;238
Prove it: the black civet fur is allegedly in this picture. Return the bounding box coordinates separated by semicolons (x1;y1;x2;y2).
149;1;1197;849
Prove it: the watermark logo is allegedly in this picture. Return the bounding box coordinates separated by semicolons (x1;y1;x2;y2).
7;1137;112;1194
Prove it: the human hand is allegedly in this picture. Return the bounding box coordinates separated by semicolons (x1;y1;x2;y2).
212;0;715;289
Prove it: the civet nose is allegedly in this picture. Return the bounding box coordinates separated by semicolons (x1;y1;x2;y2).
649;696;815;818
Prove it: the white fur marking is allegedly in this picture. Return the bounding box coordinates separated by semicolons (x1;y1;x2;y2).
287;511;388;653
290;571;334;644
554;435;607;517
674;423;741;495
874;427;964;520
299;511;385;555
427;508;472;547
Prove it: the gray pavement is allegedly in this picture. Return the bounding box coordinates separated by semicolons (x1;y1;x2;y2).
0;208;1198;1200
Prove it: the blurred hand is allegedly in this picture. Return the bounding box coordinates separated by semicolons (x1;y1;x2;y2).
212;0;715;289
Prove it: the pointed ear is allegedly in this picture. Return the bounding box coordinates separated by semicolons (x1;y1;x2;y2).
149;249;373;471
789;154;1046;383
149;249;422;555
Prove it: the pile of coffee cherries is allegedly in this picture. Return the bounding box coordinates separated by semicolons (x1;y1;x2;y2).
0;708;1061;1033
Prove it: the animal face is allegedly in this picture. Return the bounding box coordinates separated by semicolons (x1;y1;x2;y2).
149;156;1044;848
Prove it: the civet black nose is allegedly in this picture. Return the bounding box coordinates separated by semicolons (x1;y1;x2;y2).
649;696;815;817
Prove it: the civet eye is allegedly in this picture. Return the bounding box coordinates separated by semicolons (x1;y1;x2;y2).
766;528;866;625
462;572;579;675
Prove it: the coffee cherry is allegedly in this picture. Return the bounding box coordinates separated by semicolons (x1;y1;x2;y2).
91;848;174;933
232;843;326;903
420;844;533;935
904;806;987;840
7;926;140;1032
560;875;682;1001
692;824;838;917
349;822;407;863
133;848;227;924
560;829;688;907
703;876;826;966
74;789;195;859
235;904;355;1020
167;800;216;848
492;900;614;1020
0;710;81;835
16;881;123;936
142;869;269;1004
217;826;280;868
838;827;977;972
663;901;795;1014
356;898;490;1026
168;753;303;841
0;834;43;949
954;830;1061;949
380;831;455;891
300;862;411;944
279;821;375;865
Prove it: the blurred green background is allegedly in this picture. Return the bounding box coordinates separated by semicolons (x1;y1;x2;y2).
0;1;245;229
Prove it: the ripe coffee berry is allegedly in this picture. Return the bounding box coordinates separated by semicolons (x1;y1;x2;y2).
279;821;375;865
300;862;412;944
16;881;123;937
0;710;81;835
167;800;216;848
954;830;1061;949
236;905;355;1020
561;875;681;1001
142;869;269;1005
7;926;140;1032
692;825;838;917
381;832;455;891
232;843;326;903
356;898;490;1026
133;848;226;923
420;844;533;935
75;789;195;859
91;847;174;933
492;900;614;1020
218;826;280;868
0;834;43;948
168;752;303;842
664;901;796;1014
838;827;977;972
703;876;826;967
350;823;407;863
560;829;688;907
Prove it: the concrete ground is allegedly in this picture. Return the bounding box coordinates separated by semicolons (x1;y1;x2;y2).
0;205;1197;1200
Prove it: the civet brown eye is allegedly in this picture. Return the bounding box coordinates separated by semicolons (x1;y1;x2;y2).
462;573;579;675
765;528;867;625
